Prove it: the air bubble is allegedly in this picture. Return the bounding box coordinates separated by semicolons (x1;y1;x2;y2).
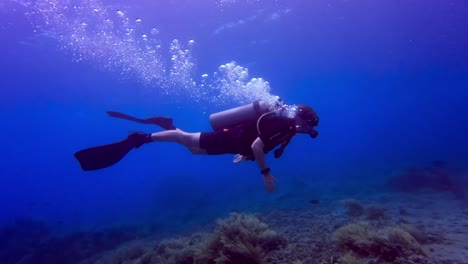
22;0;278;108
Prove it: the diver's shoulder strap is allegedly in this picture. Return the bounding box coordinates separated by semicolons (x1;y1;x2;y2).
256;110;278;136
255;110;294;159
274;133;293;159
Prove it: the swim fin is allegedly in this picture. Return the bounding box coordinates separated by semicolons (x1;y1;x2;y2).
106;111;176;130
74;132;151;171
75;111;173;171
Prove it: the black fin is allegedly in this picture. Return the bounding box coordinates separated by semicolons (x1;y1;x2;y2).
106;111;176;130
74;132;150;171
74;138;133;171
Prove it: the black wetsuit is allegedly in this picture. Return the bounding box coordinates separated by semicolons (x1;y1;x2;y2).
199;113;296;159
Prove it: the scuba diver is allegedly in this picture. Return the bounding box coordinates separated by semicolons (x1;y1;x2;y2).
74;99;320;192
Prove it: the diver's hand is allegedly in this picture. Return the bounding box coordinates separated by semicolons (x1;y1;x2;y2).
262;173;276;192
233;154;248;163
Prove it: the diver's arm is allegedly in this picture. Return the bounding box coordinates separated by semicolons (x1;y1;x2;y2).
252;137;276;192
251;137;268;172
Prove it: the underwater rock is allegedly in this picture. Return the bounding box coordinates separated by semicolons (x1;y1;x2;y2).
333;222;428;263
386;160;466;199
12;225;144;264
0;217;52;264
341;199;365;217
364;206;387;221
195;212;287;264
85;212;287;264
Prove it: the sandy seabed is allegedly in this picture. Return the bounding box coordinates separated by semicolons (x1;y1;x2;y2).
3;189;467;264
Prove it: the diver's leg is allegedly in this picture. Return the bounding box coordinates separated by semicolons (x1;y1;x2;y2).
150;130;207;154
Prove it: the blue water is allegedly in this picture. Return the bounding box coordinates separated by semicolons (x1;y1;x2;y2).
0;0;467;237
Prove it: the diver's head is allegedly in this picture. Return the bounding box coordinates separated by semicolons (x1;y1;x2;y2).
294;104;319;138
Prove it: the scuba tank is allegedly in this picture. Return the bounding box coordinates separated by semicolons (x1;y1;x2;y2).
209;99;281;131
